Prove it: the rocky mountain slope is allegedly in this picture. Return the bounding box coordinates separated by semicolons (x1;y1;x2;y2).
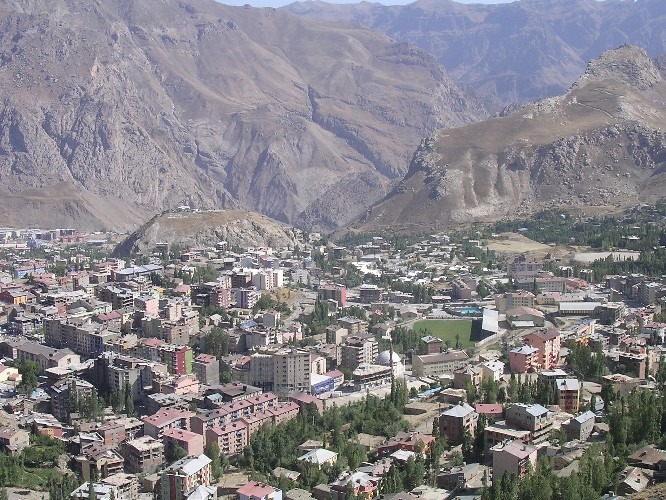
353;46;666;234
286;0;666;110
0;0;481;232
113;209;299;257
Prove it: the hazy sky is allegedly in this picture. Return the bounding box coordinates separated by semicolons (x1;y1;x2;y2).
218;0;514;7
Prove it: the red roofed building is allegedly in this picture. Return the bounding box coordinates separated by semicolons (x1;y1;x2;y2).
475;404;504;422
288;391;323;414
206;421;248;456
163;428;204;457
237;481;282;500
377;431;436;458
143;409;195;439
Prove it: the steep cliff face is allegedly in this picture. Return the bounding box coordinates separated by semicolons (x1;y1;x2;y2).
287;0;666;110
356;46;666;233
0;0;482;231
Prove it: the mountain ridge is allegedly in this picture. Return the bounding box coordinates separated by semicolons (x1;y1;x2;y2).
0;0;482;232
286;0;666;110
352;45;666;234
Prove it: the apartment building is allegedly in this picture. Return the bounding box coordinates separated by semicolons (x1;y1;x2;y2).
505;404;553;443
161;454;212;500
439;403;479;445
163;428;204;457
142;409;196;439
235;287;258;309
337;317;369;336
122;436;165;474
452;278;476;300
358;284;382;304
192;354;219;385
318;284;347;308
555;378;580;413
205;421;248;456
340;336;378;371
509;346;540;373
13;340;80;373
491;441;538;481
524;328;561;370
563;411;596;442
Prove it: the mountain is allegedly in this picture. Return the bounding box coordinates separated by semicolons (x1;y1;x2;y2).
352;46;666;234
0;0;481;232
286;0;666;110
113;209;299;257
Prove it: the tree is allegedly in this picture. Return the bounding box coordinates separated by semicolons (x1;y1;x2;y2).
124;381;134;417
165;441;187;465
461;429;474;464
206;442;222;480
17;359;40;395
87;481;97;500
465;380;478;404
0;487;8;500
202;327;229;358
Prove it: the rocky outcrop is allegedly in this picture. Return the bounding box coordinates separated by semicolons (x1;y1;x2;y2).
355;46;666;233
113;210;299;257
0;0;482;232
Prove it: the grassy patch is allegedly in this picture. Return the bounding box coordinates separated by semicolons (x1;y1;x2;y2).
412;319;475;348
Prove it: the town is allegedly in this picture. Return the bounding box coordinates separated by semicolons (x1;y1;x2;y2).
0;211;665;500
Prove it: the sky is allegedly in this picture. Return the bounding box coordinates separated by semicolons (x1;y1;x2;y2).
218;0;513;7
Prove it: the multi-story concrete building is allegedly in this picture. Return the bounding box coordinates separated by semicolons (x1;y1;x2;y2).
420;335;443;355
340;336;378;371
76;444;125;480
48;377;95;422
509;346;540;373
161;454;212;500
0;428;30;455
142;409;196;439
234;287;258;309
337;317;368;336
524;328;561;370
163;428;205;457
98;285;136;310
412;350;470;378
439;403;478;445
272;349;311;395
451;278;476;300
95;353;167;401
495;291;536;313
358;284;382;304
505;404;553;443
205;421;248;456
453;365;481;390
491;441;538;481
507;255;543;278
318;284;347;308
639;282;665;305
563;411;596;442
484;422;531;453
555;378;580;413
121;436;165;474
192;354;219;385
13;340;80;373
101;473;138;500
44;317;120;357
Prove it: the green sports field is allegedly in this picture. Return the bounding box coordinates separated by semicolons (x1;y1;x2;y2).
412;319;475;348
